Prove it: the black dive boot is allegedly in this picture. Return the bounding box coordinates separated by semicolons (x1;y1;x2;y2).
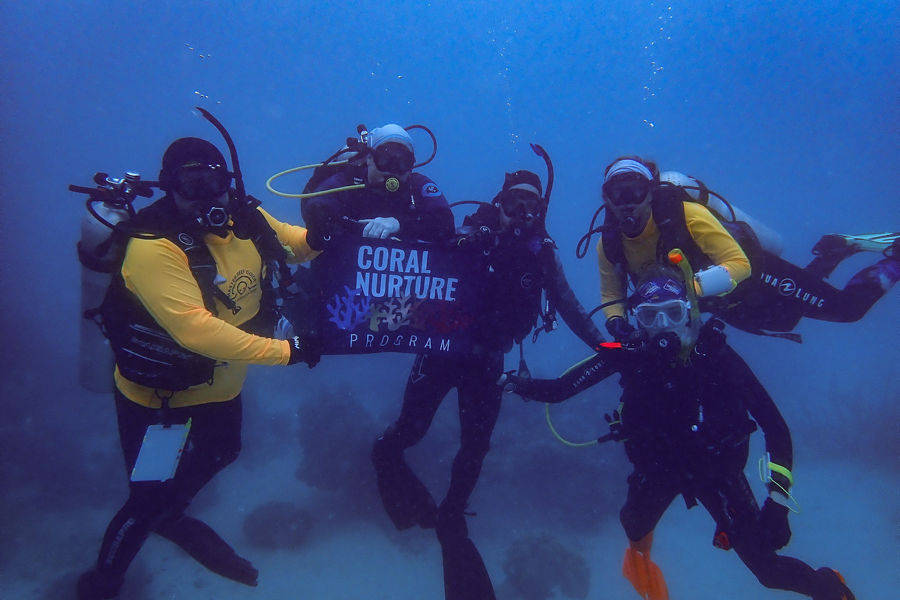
435;502;495;600
372;428;437;530
76;568;123;600
154;514;258;586
807;235;862;279
812;568;855;600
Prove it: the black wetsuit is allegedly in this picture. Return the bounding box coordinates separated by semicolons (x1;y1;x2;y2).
307;184;604;599
703;234;900;336
515;324;852;599
307;170;511;599
79;201;313;599
303;170;455;249
380;205;603;600
93;391;250;580
379;206;605;512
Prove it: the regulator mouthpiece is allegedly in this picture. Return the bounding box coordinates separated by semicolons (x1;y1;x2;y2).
199;205;229;229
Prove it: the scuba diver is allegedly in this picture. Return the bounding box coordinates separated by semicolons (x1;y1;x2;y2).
75;118;322;599
284;122;477;598
589;156;751;341
502;262;857;600
372;157;605;599
300;123;455;246
585;156;899;341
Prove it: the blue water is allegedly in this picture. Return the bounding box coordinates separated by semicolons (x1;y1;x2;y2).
1;2;897;599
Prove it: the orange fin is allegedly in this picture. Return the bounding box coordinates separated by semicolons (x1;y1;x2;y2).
623;546;669;600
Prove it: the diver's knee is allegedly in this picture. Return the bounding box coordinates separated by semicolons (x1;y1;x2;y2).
619;506;649;542
372;425;403;464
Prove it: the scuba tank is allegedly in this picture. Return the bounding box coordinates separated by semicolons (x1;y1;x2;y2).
73;172;154;393
659;171;784;256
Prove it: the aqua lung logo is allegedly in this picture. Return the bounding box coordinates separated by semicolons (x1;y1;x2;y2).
572;360;607;390
177;233;195;246
760;272;825;308
520;273;536;289
778;278;797;296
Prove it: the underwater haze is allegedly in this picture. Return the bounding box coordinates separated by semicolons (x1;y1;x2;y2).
1;1;897;599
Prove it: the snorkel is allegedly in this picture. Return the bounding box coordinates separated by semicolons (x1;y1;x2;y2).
195;107;244;200
492;143;555;234
530;142;553;210
193;106;262;233
661;249;702;361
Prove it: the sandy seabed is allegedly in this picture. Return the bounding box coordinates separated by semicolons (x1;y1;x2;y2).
1;445;895;600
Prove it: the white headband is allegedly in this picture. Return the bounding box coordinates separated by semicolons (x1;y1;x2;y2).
507;183;541;197
605;159;653;182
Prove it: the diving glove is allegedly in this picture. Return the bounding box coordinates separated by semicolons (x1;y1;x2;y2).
603;406;626;441
457;226;495;250
497;371;534;398
605;316;638;342
288;335;321;368
759;497;792;551
361;216;400;239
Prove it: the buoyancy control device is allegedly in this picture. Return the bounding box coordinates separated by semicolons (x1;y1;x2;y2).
72;107;289;393
74;172;156;392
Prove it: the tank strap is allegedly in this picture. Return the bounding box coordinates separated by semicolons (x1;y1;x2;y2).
600;209;626;271
693;177;711;206
651;189;709;270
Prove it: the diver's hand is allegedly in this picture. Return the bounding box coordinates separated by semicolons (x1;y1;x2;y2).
603;405;626;440
361;217;400;239
306;217;342;250
457;226;495;250
605;316;640;343
760;496;792;551
288;335;322;368
497;371;534;398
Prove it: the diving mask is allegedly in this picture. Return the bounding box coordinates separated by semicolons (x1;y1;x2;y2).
372;143;415;174
500;189;543;225
173;163;233;201
602;173;652;207
633;299;691;330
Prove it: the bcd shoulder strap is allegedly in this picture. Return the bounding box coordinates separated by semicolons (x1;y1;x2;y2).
600;208;627;271
166;231;238;316
651;186;709;270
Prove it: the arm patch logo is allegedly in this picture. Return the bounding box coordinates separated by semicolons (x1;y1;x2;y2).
422;183;442;197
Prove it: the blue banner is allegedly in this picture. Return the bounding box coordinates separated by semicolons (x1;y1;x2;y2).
307;236;486;355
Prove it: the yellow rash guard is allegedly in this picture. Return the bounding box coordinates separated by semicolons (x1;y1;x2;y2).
598;202;751;320
114;208;319;408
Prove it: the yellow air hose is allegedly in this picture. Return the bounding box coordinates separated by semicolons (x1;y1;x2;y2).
544;402;599;448
265;161;365;199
